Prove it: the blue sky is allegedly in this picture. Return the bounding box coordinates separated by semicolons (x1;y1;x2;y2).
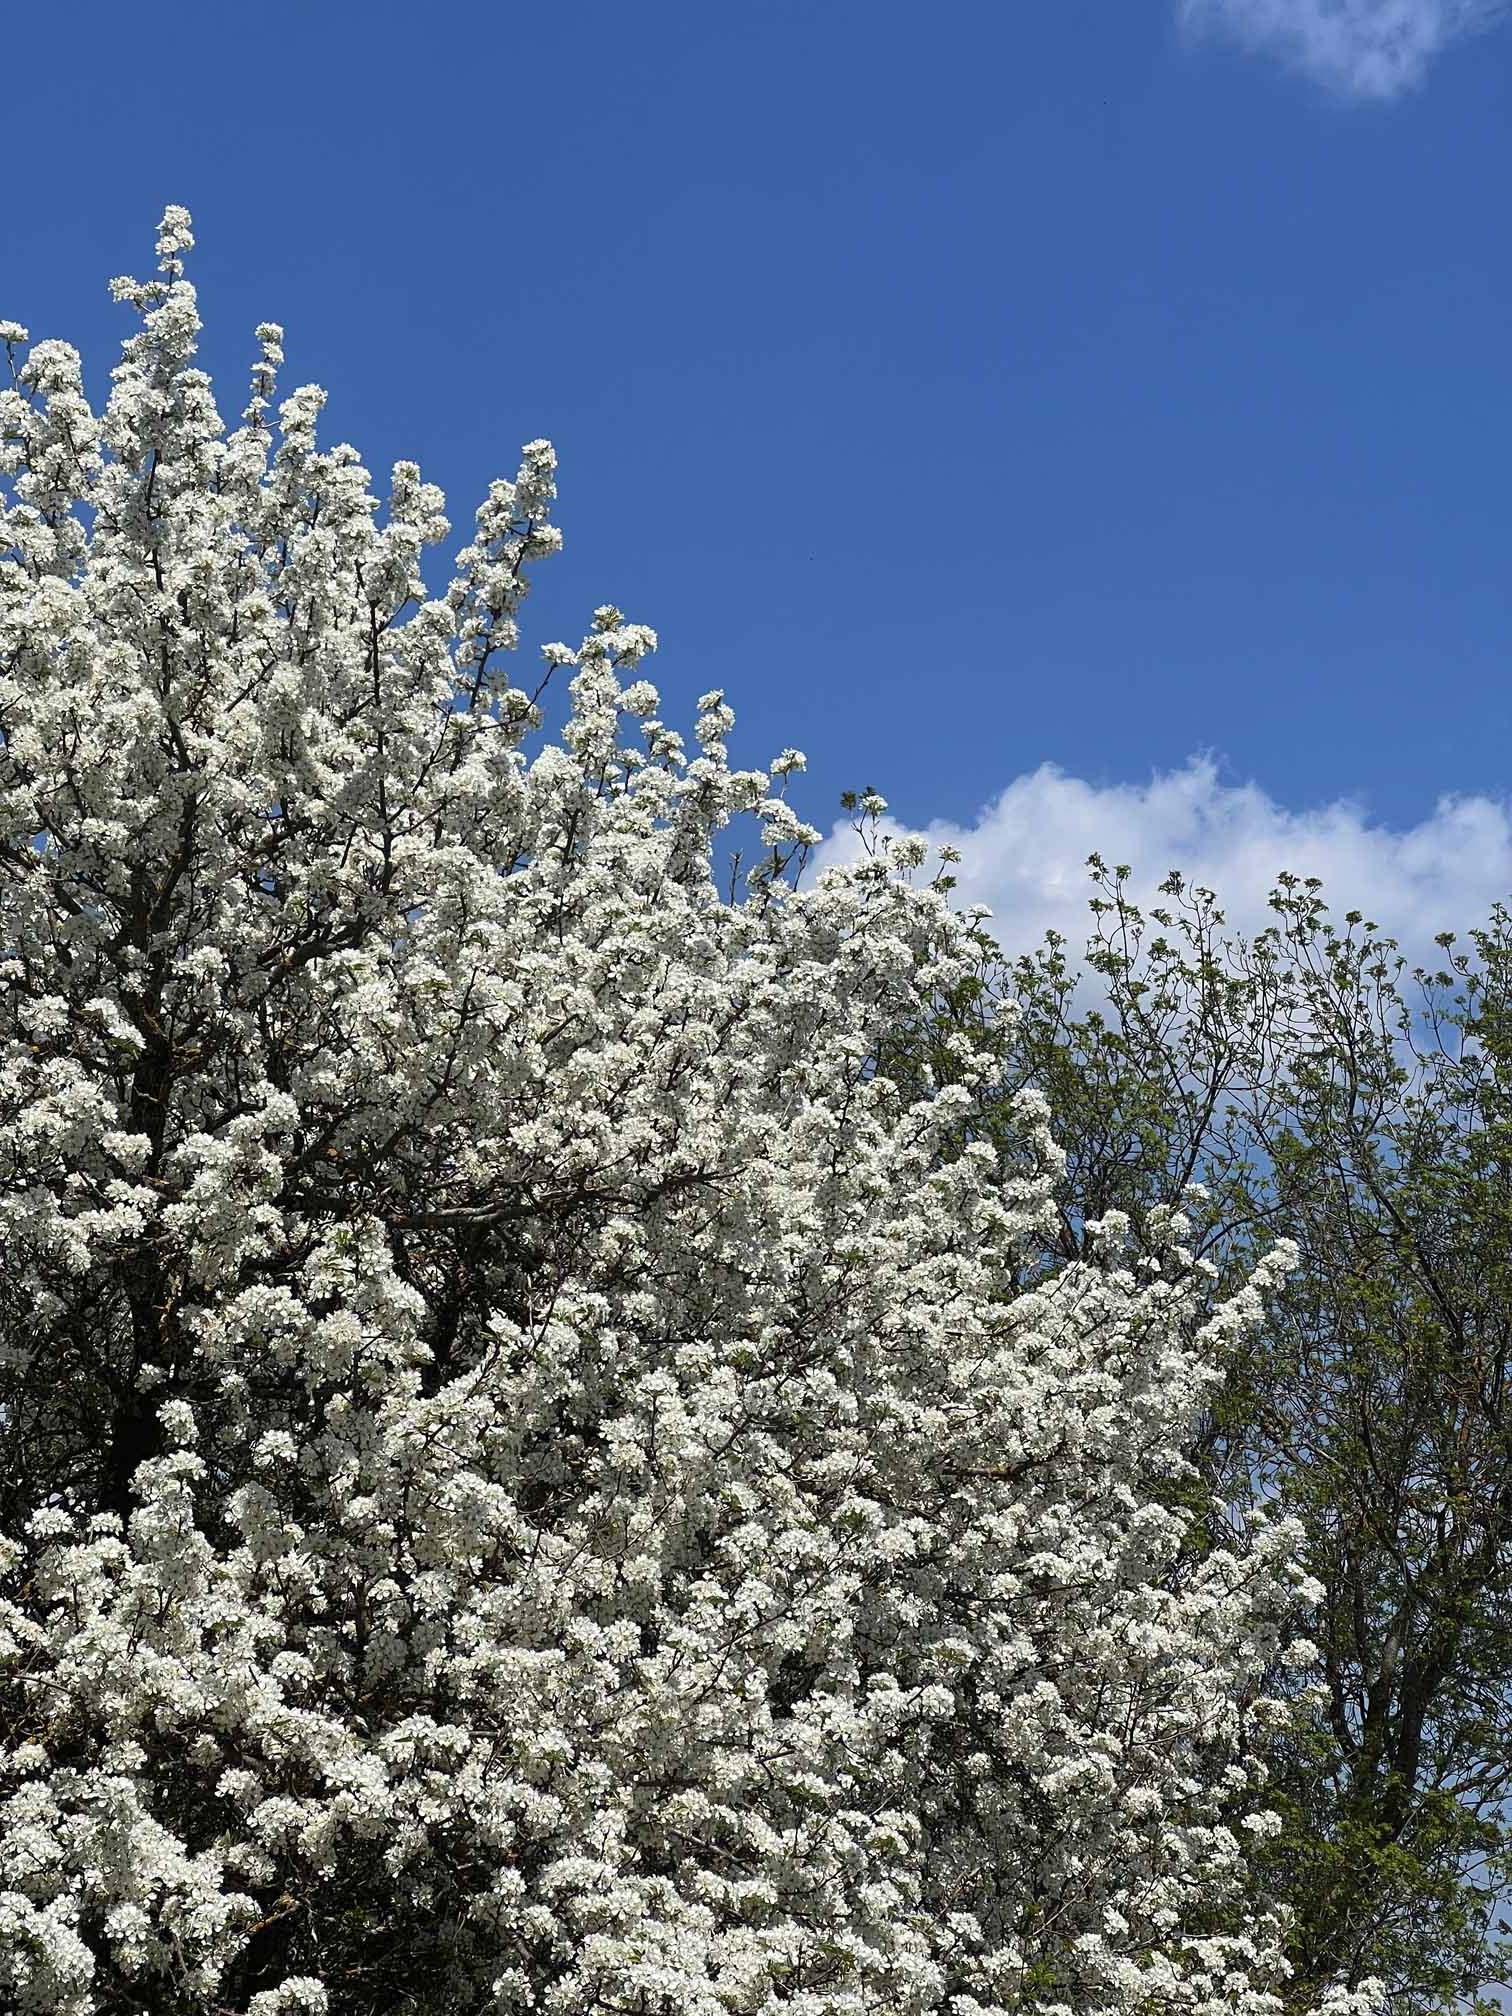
9;0;1512;953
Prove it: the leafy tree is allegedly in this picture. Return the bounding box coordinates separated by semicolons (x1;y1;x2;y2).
0;214;1364;2016
887;831;1512;2014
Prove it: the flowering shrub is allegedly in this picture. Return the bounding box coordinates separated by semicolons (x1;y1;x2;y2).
0;211;1373;2015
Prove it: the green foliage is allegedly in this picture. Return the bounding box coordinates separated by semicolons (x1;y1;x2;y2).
887;837;1512;2012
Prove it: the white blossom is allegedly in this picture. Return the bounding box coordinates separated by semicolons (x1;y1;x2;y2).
0;210;1371;2016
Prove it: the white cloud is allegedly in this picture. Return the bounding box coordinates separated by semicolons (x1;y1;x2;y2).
814;756;1512;966
1177;0;1510;99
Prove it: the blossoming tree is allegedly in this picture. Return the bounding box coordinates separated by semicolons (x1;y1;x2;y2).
0;211;1367;2016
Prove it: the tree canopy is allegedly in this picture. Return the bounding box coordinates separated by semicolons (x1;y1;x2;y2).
0;213;1369;2016
887;839;1512;2014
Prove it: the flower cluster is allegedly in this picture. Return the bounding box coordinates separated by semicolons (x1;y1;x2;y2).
0;212;1371;2015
